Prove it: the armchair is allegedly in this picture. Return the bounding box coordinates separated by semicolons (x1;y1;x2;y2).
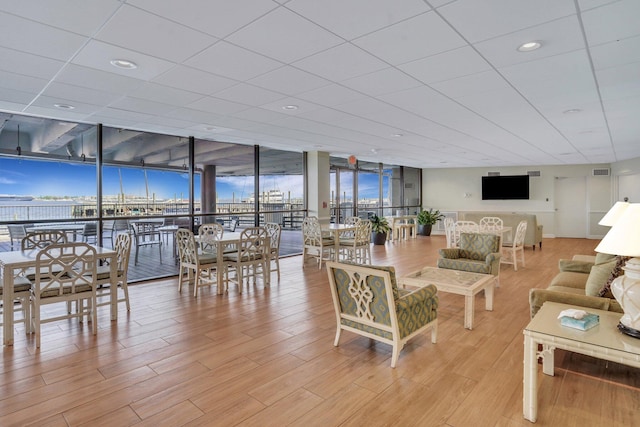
326;261;438;368
437;232;501;282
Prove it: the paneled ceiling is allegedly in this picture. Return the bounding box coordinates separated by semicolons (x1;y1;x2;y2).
0;0;638;169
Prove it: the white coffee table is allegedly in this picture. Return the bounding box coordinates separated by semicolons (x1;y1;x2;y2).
399;266;496;330
523;302;640;422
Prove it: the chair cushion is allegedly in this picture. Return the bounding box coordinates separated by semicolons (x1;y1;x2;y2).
459;233;499;261
0;276;33;294
437;258;491;275
595;252;616;265
40;284;93;298
396;284;438;339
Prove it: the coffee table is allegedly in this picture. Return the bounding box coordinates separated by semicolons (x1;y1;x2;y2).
523;302;640;422
399;266;496;330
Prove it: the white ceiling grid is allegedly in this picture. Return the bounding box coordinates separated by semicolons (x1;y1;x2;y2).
0;0;637;168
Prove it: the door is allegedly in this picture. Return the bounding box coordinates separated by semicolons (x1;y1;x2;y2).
554;176;587;238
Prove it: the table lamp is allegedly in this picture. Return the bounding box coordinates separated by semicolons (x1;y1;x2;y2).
595;203;640;337
598;201;629;226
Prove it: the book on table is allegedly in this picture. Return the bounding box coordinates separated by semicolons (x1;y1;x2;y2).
560;313;600;331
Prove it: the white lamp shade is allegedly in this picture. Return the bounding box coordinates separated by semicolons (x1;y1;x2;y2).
595;203;640;256
599;201;630;226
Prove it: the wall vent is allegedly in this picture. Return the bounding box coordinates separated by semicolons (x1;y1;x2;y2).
592;168;610;176
404;183;413;189
527;170;541;177
487;171;500;176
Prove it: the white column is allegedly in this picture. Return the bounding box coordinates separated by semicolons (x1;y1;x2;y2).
307;151;330;223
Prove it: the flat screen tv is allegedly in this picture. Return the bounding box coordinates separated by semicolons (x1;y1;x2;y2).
482;175;529;200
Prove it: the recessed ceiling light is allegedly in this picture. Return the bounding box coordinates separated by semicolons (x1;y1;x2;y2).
517;41;541;52
282;105;298;110
392;133;403;137
54;103;75;110
204;126;216;131
110;59;138;69
563;108;582;114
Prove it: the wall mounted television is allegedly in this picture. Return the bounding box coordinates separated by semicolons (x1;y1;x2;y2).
481;175;530;200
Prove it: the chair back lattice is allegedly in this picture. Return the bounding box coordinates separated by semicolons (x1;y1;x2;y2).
453;221;478;247
22;230;68;250
113;233;132;274
176;228;199;266
238;227;269;261
199;223;224;252
34;243;97;298
513;220;528;247
444;217;456;247
345;216;361;225
264;223;282;253
302;217;323;247
355;220;372;245
479;217;503;231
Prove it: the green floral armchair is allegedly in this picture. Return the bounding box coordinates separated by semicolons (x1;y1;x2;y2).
437;232;501;279
326;261;438;368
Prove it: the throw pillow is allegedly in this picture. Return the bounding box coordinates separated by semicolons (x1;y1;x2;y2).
585;260;617;297
595;252;616;265
598;256;630;298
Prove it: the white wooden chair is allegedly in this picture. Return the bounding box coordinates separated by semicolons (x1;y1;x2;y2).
264;222;282;280
501;220;527;271
223;227;270;293
176;228;219;297
302;217;334;269
198;223;224;253
453;221;478;248
31;242;98;348
444;217;456;248
338;219;372;264
479;216;503;232
94;233;132;311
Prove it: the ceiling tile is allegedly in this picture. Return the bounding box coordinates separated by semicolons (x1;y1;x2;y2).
72;40;175;81
399;46;491;84
129;0;278;39
41;81;121;106
591;34;640;70
342;67;423;97
185;41;282;81
296;84;365;107
287;0;431;40
248;66;330;96
293;43;388;81
109;97;176;116
214;83;286;106
438;0;576;43
227;7;343;63
582;0;640;46
152;66;238;95
94;5;217;63
55;64;145;94
130;83;204;106
0;70;48;94
0;11;87;60
186;96;251;115
431;70;511;99
353;11;467;65
0;46;65;80
0;0;121;36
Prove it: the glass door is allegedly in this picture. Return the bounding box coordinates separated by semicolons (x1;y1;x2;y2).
330;168;355;224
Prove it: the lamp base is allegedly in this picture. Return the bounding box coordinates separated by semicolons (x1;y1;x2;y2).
617;322;640;339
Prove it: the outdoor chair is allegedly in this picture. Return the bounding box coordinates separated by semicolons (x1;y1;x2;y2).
501;220;527;271
31;242;98;348
7;224;31;250
437;232;501;285
80;222;98;243
326;261;438;368
129;221;162;266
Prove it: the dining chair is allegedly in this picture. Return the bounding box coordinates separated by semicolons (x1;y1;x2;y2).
7;224;30;250
21;230;67;250
223;226;269;294
264;222;282;280
176;228;220;297
0;275;32;335
80;222;98;243
501;220;528;271
31;242;98;348
338;219;372;264
302;217;334;269
479;216;504;232
453;221;479;248
94;233;132;311
198;223;224;253
444;217;456;248
102;219;129;247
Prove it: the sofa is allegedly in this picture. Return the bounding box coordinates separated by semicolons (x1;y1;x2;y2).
528;253;624;318
459;212;543;250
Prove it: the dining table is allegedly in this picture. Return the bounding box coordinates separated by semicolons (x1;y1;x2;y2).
320;223;358;261
26;224;85;241
0;244;118;346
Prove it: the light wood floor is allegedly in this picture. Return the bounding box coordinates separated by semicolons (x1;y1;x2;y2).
2;236;639;426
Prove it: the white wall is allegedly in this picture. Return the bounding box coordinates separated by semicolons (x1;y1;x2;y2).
422;163;615;238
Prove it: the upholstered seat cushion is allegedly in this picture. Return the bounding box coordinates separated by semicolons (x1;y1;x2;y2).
40;284;93;298
0;276;33;294
94;265;124;280
437;258;492;275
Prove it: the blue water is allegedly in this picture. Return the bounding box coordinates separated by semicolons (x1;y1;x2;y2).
0;200;84;222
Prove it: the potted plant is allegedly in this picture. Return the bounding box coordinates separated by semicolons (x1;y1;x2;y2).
370;215;390;245
416;208;445;236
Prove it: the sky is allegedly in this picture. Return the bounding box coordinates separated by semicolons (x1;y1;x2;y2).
0;158;322;201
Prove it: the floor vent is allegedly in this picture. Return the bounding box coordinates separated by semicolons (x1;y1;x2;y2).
527;170;541;177
592;168;610;176
487;171;500;176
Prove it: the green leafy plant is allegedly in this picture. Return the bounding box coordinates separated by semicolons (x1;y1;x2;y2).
370;214;391;234
417;208;445;225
